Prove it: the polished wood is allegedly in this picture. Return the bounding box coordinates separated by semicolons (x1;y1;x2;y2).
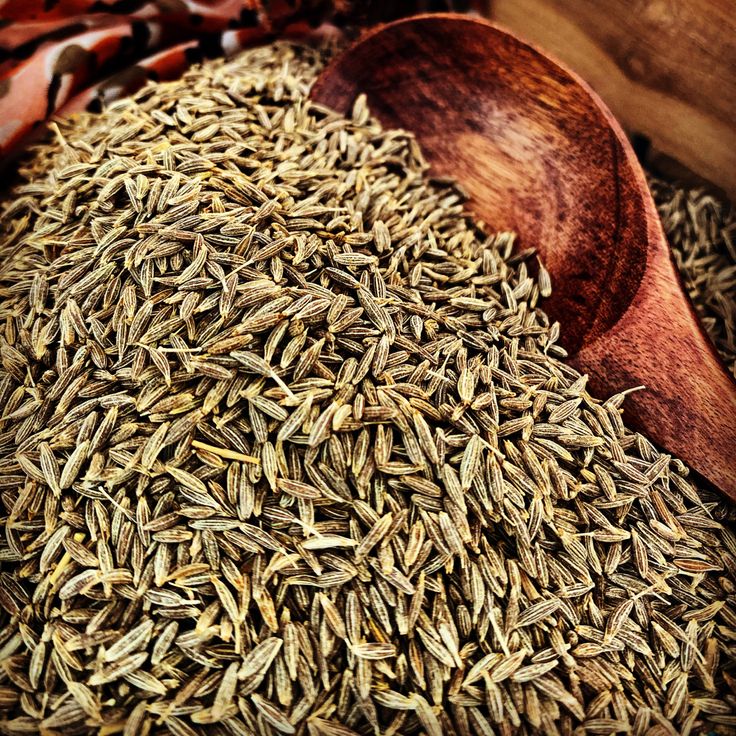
487;0;736;200
311;14;736;499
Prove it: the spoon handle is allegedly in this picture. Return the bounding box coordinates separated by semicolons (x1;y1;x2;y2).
573;207;736;500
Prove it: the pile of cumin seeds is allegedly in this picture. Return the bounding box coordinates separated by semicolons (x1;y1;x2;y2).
649;176;736;378
0;39;735;736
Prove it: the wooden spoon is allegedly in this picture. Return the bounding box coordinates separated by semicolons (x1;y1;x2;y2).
311;13;736;500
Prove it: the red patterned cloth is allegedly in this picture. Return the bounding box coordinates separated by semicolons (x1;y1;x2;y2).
0;1;486;160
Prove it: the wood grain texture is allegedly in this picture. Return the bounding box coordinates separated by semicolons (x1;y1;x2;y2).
311;14;736;498
486;0;736;199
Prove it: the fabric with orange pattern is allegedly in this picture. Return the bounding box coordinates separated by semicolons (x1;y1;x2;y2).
0;0;484;160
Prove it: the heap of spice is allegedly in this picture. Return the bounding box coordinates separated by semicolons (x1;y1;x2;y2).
0;41;734;736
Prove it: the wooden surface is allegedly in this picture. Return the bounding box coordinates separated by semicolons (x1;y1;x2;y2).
485;0;736;200
312;14;736;499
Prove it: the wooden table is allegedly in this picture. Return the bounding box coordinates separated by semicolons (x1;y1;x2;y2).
482;0;736;200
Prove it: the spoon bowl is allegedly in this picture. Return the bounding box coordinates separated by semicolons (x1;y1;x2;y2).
311;14;736;499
